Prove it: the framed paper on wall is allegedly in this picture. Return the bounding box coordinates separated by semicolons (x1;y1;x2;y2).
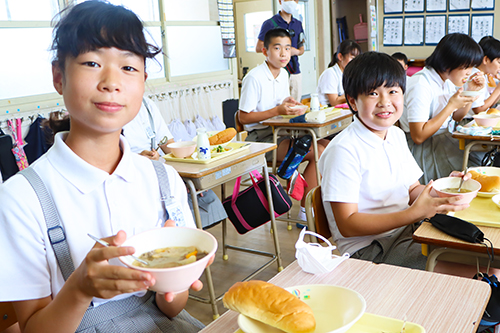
449;0;471;11
471;0;494;10
383;17;403;45
384;0;404;14
405;0;425;12
425;15;446;45
471;14;494;42
447;14;470;34
404;16;424;45
426;0;447;12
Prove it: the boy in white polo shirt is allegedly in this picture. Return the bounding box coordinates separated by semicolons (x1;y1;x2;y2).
319;52;470;269
239;28;329;221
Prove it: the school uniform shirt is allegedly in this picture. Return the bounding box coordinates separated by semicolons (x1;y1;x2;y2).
257;13;305;75
399;67;457;133
318;116;423;255
316;64;343;106
122;98;173;155
469;67;488;116
239;61;290;131
0;132;195;304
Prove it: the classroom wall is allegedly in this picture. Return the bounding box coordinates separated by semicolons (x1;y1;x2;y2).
377;0;500;59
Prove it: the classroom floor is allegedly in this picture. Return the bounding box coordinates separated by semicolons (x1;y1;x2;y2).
184;177;305;325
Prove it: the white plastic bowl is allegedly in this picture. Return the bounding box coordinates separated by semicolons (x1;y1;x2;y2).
432;177;481;205
167;141;197;158
461;90;482;97
119;227;217;294
473;114;500;127
237;284;366;333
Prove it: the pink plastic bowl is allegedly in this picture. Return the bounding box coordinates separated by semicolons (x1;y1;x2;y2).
167;141;197;158
433;177;481;205
473;114;500;127
119;227;217;294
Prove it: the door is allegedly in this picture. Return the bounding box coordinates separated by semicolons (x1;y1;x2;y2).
234;0;272;79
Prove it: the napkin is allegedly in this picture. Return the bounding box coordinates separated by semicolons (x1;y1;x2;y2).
456;125;492;136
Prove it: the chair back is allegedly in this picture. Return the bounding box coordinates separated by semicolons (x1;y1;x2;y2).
234;111;248;141
305;185;331;243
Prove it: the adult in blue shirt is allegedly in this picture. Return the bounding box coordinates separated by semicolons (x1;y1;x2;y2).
256;0;305;102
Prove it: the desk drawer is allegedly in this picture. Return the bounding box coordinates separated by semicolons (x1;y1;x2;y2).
189;155;266;190
315;116;352;138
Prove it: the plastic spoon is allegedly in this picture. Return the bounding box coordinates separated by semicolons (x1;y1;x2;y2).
87;233;149;266
457;168;468;193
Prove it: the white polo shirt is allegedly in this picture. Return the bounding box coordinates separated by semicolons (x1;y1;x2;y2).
122;98;173;155
400;67;458;132
0;132;194;304
239;61;290;131
316;64;343;106
319;116;423;255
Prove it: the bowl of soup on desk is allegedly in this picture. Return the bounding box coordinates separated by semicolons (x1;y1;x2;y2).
119;227;217;293
473;114;500;127
432;177;481;205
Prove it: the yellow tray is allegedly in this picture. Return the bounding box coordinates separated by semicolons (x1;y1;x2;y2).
234;313;425;333
279;107;343;120
450;196;500;228
162;142;250;164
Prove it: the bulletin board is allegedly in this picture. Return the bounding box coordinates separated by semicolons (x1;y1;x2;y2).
380;0;496;49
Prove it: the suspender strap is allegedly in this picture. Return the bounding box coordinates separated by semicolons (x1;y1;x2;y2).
151;160;170;220
19;167;76;281
143;98;156;151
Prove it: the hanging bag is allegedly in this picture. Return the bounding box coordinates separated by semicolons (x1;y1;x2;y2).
0;128;19;181
7;118;29;171
223;171;292;234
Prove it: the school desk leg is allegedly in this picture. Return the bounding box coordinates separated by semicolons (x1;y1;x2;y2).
263;165;283;271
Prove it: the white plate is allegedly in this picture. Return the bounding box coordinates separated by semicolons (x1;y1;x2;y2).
210;146;233;156
461;90;482;97
192;130;235;149
469;166;500;197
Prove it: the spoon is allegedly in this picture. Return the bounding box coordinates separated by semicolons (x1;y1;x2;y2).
457;168;468;193
87;233;149;266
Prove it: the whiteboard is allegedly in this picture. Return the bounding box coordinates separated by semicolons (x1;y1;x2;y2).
165;26;229;77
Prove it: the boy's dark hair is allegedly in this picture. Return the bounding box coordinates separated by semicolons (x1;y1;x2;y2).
263;28;291;49
51;0;161;71
479;36;500;62
328;40;362;67
391;52;408;66
343;52;406;113
425;33;483;73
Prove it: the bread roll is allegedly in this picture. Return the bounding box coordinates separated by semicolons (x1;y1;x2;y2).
208;128;237;146
223;281;316;333
488;75;497;88
487;108;500;115
470;170;500;192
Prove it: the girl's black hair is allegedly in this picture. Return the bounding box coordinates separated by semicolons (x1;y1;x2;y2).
343;52;406;113
425;33;483;73
479;36;500;62
328;40;362;67
51;0;161;70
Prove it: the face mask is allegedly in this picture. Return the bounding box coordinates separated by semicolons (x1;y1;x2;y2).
295;228;350;275
281;1;298;16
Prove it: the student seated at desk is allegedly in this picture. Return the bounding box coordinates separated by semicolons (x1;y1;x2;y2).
0;2;207;332
319;52;470;269
469;36;500;115
399;33;485;183
238;28;329;221
316;40;361;107
122;98;174;160
391;52;409;73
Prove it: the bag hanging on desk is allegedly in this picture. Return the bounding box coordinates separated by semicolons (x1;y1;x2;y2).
277;135;312;180
7;118;29;171
223;170;292;234
0;128;19;181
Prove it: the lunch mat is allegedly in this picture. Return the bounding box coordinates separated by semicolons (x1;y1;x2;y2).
450;196;500;228
163;142;250;164
234;312;425;333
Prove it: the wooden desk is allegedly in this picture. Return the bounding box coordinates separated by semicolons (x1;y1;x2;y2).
414;221;500;271
165;142;283;319
199;259;491;333
262;109;353;185
451;131;500;170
